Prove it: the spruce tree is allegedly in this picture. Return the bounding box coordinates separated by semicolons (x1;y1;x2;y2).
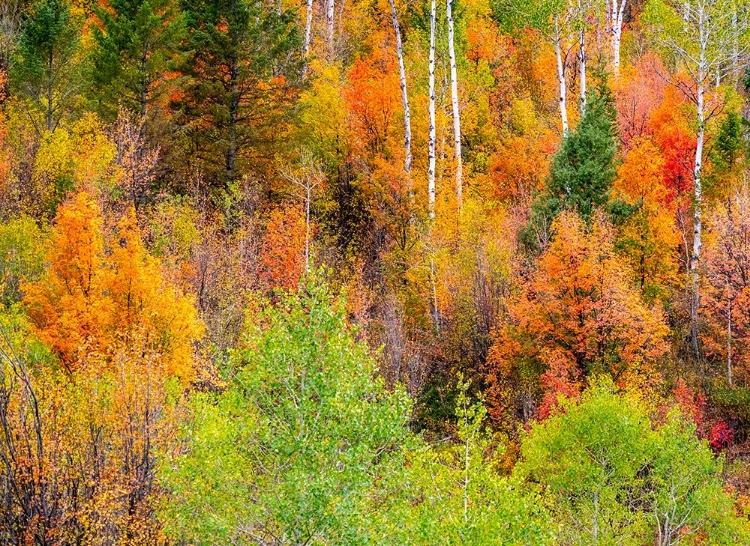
89;0;185;120
522;82;619;250
175;0;301;186
11;0;81;132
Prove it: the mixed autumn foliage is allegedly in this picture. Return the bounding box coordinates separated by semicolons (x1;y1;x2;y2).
3;0;750;542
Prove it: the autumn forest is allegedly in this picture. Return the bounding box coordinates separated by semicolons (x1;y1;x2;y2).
1;0;750;542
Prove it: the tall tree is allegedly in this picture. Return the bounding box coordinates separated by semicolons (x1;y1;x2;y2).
89;0;185;120
176;0;301;185
447;0;463;211
428;0;437;219
497;0;576;135
388;0;412;174
644;0;750;354
522;83;619;249
608;0;627;75
11;0;81;133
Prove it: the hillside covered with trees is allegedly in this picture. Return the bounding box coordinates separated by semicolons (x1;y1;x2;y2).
2;0;750;542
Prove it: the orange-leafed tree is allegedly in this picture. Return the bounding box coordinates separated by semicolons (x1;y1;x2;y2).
23;192;110;367
613;137;680;300
343;43;401;165
702;188;750;387
486;211;669;426
612;54;666;151
23;191;202;378
258;202;308;292
108;209;203;378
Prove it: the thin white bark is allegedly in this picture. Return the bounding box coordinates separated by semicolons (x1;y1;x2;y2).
610;0;626;76
302;0;314;77
579;26;586;116
388;0;412;174
554;17;570;136
326;0;335;59
447;0;463;212
428;0;437;219
690;14;706;354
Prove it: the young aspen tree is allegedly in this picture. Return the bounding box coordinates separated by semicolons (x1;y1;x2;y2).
302;0;314;76
446;0;463;211
428;0;437;218
644;0;750;354
609;0;628;75
388;0;412;174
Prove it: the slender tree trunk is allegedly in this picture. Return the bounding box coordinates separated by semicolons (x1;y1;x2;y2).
428;0;437;219
140;41;148;118
327;0;335;59
611;0;626;76
579;26;586;116
690;71;705;355
388;0;412;174
226;56;239;182
604;0;611;37
554;17;569;136
302;0;314;77
446;0;463;212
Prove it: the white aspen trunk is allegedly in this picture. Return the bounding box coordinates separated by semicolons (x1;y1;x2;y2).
388;0;412;174
302;0;314;77
554;17;570;136
327;0;335;59
428;0;437;219
611;0;626;76
447;0;463;212
579;26;586;116
690;53;705;355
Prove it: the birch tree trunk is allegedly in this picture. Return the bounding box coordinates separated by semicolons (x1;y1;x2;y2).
690;19;706;355
388;0;412;174
302;0;314;77
447;0;463;212
327;0;335;59
610;0;626;76
554;17;570;136
428;0;437;219
579;26;586;116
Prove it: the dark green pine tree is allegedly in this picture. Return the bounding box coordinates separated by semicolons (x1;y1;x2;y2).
89;0;185;121
522;83;620;250
11;0;81;132
711;111;746;175
175;0;301;186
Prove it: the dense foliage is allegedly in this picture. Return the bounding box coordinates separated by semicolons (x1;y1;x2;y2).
2;0;750;541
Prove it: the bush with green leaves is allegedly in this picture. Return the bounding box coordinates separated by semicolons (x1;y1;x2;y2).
158;282;553;545
515;378;750;545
